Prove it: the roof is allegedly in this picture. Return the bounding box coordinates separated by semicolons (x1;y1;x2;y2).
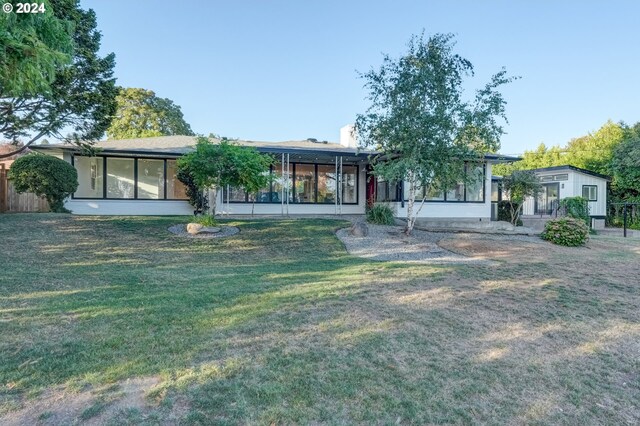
30;135;522;163
31;135;367;157
528;165;611;181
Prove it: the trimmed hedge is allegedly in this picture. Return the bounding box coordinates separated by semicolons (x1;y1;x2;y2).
541;217;589;246
366;204;395;225
7;153;78;212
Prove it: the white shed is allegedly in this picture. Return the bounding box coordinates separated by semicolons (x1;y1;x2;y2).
522;165;610;228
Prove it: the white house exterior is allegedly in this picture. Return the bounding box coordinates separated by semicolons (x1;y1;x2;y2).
32;131;518;220
521;165;610;228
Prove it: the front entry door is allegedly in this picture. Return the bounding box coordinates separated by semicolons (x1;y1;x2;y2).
535;183;559;215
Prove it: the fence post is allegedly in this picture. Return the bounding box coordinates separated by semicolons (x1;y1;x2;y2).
0;164;6;213
623;203;628;238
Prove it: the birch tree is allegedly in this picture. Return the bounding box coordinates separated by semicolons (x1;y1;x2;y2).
355;33;515;234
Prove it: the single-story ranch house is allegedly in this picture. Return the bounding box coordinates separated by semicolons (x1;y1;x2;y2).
32;126;519;220
521;165;610;229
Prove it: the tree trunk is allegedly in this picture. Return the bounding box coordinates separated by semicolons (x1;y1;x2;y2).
252;202;255;217
405;173;416;235
210;186;217;216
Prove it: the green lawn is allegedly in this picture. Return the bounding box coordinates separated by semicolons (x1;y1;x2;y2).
1;214;639;425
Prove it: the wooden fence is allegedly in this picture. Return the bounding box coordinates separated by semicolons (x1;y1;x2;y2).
0;164;50;213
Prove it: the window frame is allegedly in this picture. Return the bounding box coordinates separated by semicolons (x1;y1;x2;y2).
71;154;189;201
223;162;360;205
393;163;486;204
582;185;598;201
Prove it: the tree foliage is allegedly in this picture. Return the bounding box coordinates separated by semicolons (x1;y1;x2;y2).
106;88;194;139
493;120;625;177
177;137;271;215
610;128;640;200
0;0;73;96
0;0;117;159
8;153;78;212
355;33;515;234
501;170;542;225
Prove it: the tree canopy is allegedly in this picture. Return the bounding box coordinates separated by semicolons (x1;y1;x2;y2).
0;0;73;96
106;88;194;139
0;0;117;159
356;33;515;234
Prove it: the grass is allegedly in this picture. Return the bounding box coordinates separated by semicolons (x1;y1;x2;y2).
1;214;640;424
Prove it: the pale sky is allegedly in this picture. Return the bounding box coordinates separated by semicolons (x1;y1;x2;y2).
81;0;640;155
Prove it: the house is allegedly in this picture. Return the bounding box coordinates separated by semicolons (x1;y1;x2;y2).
521;165;610;229
31;126;519;220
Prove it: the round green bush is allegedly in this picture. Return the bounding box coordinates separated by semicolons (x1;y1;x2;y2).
8;153;78;213
541;217;589;246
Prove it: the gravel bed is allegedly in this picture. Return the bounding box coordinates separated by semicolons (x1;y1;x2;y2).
336;224;541;264
168;224;240;239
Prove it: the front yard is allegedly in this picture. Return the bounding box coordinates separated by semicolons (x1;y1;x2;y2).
1;214;639;424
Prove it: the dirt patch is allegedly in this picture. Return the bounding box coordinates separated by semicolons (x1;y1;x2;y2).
0;377;161;426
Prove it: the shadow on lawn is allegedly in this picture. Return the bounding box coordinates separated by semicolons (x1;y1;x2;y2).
1;214;640;424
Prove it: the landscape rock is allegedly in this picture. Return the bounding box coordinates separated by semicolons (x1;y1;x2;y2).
187;223;203;234
350;221;369;237
187;223;222;235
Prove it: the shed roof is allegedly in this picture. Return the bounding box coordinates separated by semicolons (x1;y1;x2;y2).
528;165;611;181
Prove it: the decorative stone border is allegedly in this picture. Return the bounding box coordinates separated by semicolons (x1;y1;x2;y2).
168;224;240;239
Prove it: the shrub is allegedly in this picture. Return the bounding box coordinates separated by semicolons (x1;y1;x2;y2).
541;217;589;246
497;200;523;226
8;153;78;212
559;196;590;226
194;214;217;227
177;166;209;213
366;203;395;225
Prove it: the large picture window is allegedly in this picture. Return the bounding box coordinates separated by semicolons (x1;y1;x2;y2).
106;158;135;199
294;164;316;203
74;156;104;198
137;159;165;199
73;156;188;200
166;160;188;200
342;165;357;203
397;163;485;203
317;165;337;204
222;162;359;205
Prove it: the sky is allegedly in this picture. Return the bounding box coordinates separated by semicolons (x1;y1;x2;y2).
81;0;640;155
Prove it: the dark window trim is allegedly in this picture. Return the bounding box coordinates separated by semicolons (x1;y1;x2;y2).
71;154;189;201
223;161;360;205
582;184;598;201
386;162;486;204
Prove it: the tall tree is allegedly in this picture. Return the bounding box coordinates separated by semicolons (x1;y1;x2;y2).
106;88;194;139
356;33;515;234
0;0;73;96
0;0;117;159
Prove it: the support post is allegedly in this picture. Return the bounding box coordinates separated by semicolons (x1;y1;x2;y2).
624;203;628;238
281;153;285;216
286;153;290;216
339;156;343;215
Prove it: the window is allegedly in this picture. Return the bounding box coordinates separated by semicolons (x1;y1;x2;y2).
166;160;188;200
294;164;315;203
342;165;357;204
137;159;165;199
247;168;273;203
74;156;103;198
317;165;337;204
465;164;484;202
582;185;597;201
106;158;135;198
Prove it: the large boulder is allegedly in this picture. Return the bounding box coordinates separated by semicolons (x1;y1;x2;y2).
187;223;221;235
350;221;369;237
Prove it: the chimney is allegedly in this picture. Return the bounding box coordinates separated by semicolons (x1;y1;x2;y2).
339;124;357;148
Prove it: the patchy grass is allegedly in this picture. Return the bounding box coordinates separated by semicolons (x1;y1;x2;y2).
1;214;640;424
